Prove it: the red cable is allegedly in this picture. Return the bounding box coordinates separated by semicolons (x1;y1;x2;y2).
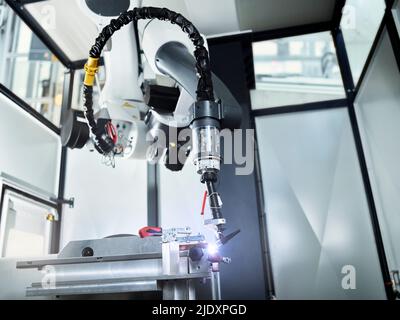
201;191;207;216
106;122;118;144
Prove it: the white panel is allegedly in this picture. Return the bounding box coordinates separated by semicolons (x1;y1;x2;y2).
141;0;190;16
60;149;147;248
0;92;60;194
355;31;400;273
184;0;240;36
256;108;385;299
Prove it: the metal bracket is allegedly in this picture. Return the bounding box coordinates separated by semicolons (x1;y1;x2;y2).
190;100;223;122
204;218;226;226
50;197;74;208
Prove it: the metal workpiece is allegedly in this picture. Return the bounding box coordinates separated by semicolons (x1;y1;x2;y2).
17;235;218;300
57;235;162;258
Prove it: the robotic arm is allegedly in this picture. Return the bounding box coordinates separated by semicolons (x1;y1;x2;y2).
61;1;242;238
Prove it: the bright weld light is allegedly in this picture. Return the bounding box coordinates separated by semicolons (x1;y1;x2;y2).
207;243;218;255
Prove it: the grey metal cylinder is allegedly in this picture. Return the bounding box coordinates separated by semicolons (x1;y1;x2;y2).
211;270;221;300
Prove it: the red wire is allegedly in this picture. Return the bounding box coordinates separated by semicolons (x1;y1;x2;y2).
106;122;117;144
201;191;207;216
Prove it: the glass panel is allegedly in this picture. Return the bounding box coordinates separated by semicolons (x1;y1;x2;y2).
340;0;385;84
355;30;400;292
0;2;65;126
251;32;345;109
24;0;99;62
0;191;56;257
394;0;400;35
255;108;385;299
0;91;61;195
60;149;148;247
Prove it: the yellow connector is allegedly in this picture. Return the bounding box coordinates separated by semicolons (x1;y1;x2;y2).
84;57;99;86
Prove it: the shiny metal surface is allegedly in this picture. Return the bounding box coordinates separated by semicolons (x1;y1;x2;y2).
17;236;215;299
163;280;196;300
211;271;221;300
58;236;162;258
17;253;162;269
27;279;158;297
162;242;180;275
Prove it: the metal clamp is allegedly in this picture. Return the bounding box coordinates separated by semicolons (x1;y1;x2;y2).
84;57;99;86
204;218;226;226
190;100;223;122
50;197;75;208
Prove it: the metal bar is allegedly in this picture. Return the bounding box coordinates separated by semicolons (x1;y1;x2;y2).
5;0;72;68
27;280;159;297
71;59;86;70
210;271;221;300
332;27;396;300
53;146;67;253
17;250;193;269
386;0;395;9
251;125;276;299
331;0;346;29
207;21;332;46
52;69;75;253
0;172;58;204
147;163;159;227
332;28;355;94
16;253;164;269
31;275;205;288
162;279;196;300
0;82;60;134
251;99;347;117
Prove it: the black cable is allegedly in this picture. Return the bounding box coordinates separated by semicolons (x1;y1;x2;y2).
83;7;215;154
